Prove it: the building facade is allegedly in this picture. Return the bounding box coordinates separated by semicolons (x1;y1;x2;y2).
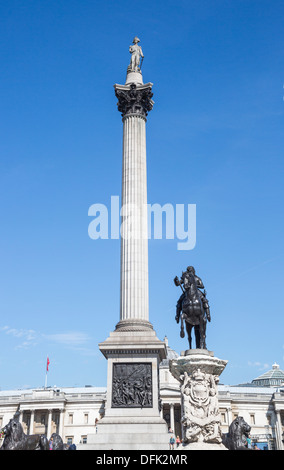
1;341;284;450
0;386;106;447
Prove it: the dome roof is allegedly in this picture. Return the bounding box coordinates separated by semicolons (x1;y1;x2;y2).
252;363;284;387
160;336;179;368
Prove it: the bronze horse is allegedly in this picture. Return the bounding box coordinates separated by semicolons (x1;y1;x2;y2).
175;268;210;350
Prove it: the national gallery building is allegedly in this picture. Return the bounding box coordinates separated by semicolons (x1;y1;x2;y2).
1;338;283;450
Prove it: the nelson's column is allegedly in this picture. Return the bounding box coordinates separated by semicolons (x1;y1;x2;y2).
86;38;169;450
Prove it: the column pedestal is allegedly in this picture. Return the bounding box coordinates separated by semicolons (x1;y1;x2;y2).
170;349;228;450
82;327;169;450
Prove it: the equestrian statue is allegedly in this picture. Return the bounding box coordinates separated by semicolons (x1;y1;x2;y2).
174;266;211;350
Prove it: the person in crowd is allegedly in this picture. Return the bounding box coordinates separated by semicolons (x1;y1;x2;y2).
169;435;175;450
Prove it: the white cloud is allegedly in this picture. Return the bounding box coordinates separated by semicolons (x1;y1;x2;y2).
1;326;39;349
1;326;92;351
44;331;91;346
248;361;270;370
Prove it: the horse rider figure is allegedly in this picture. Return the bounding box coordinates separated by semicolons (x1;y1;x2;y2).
174;266;211;349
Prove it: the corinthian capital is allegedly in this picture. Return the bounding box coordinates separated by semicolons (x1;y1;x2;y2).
114;83;154;119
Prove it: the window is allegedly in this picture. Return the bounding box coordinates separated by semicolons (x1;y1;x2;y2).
250;414;255;425
221;412;227;424
68;413;73;425
84;413;89;424
66;437;73;445
81;436;87;444
54;413;59;426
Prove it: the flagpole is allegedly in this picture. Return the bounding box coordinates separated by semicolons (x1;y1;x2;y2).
45;356;50;389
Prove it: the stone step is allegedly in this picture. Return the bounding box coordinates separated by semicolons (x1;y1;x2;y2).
77;432;170;450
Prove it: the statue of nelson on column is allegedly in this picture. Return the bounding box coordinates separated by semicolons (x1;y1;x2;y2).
128;36;144;72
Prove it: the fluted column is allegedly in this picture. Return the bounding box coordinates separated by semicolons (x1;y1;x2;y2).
114;81;154;330
170;403;175;435
47;409;52;438
58;409;64;439
275;410;283;450
29;410;35;435
120;114;148;322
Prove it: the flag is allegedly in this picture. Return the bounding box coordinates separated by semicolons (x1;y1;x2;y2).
46;357;50;372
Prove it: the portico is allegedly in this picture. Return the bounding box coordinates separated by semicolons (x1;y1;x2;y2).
18;388;65;438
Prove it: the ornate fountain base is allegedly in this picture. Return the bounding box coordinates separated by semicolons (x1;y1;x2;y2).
170;349;228;450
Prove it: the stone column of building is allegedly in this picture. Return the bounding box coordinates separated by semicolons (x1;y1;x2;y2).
59;409;64;438
170;403;175;435
275;409;283;450
29;410;35;435
47;409;52;438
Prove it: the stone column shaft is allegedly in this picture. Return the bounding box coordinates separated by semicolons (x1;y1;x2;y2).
59;409;64;439
275;410;283;450
47;409;52;438
170;403;175;435
114;81;154;330
29;410;35;435
120;114;148;323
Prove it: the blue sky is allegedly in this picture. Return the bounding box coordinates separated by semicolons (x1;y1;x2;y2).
0;0;283;390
